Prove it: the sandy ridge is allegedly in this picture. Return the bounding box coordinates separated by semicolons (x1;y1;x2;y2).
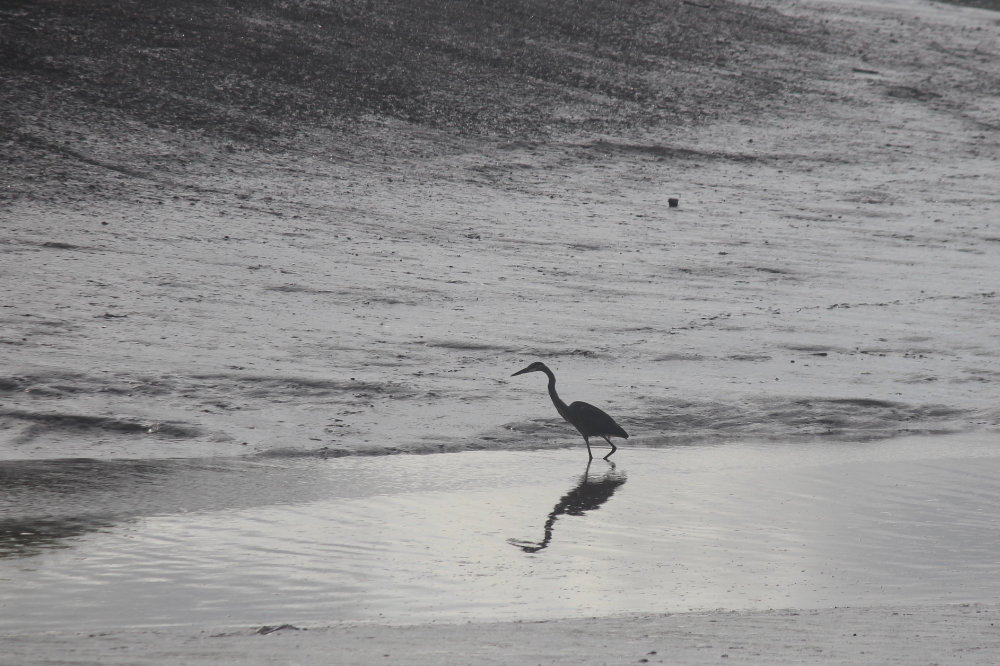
4;603;999;665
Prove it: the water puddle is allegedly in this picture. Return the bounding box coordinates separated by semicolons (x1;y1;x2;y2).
2;434;1000;631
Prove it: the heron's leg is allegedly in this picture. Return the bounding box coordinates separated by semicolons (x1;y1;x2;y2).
601;435;617;460
584;436;593;460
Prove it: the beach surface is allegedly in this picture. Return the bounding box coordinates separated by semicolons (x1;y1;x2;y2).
2;0;1000;662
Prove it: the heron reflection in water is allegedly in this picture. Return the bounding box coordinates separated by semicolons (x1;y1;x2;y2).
508;461;627;553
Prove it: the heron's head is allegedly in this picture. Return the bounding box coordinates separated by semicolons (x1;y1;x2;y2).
512;361;549;377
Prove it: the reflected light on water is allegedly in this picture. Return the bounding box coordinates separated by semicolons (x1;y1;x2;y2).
1;435;1000;631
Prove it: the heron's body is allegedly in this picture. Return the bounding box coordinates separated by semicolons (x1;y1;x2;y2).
512;361;628;460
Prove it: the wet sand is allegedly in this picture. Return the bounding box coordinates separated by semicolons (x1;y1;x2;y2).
2;0;999;462
3;0;1000;662
4;603;1000;665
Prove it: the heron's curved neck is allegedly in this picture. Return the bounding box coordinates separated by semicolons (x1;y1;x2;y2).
542;367;570;414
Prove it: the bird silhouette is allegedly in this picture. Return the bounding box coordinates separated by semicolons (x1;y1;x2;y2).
511;361;629;460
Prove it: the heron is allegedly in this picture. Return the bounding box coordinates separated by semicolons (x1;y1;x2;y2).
511;361;629;460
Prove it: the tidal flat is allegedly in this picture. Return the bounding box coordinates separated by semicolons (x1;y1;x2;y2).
2;0;1000;662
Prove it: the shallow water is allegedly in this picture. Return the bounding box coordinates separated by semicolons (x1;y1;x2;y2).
2;433;999;631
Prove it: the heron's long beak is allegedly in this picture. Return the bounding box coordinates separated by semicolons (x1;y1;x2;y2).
511;366;533;377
